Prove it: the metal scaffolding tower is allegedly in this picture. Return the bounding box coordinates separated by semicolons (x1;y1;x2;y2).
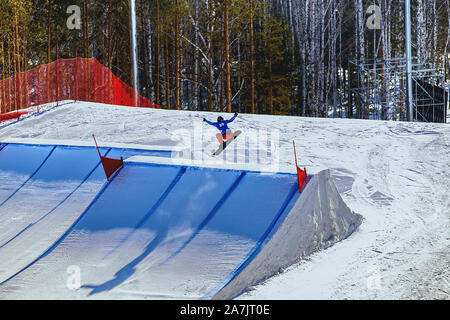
347;57;448;123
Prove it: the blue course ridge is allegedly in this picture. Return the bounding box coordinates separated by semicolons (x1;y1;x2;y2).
0;145;56;208
202;182;300;299
0;142;301;299
101;166;188;259
161;171;247;266
0;144;178;286
0;148;112;249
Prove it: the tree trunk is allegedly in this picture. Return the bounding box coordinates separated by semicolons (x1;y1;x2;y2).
107;0;113;103
47;1;51;63
432;0;437;68
83;0;89;100
7;43;12;111
156;0;160;105
174;0;180;110
193;0;199;110
128;0;134;87
250;0;255;114
356;0;365;118
14;2;20;110
0;36;4;113
83;0;89;58
444;0;450;81
381;0;391;120
224;0;231;113
416;0;426;64
207;0;214;112
164;32;171;109
144;17;154;101
301;0;308;116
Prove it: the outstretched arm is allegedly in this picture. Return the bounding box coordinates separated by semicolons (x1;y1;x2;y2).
203;118;217;127
227;112;238;123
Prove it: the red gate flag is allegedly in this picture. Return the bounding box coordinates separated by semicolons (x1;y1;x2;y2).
293;140;307;193
93;134;124;181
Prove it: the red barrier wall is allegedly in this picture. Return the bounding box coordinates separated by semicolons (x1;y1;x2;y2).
0;58;160;114
0;111;28;122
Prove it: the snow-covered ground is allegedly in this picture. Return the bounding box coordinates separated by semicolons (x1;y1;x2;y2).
1;101;448;300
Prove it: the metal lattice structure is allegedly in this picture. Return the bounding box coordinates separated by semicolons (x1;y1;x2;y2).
347;57;448;123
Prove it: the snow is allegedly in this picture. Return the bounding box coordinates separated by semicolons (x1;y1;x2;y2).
0;101;449;300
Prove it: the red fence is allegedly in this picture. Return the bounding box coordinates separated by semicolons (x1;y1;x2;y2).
0;58;160;114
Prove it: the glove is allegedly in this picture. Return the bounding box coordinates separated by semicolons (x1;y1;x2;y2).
203;118;206;122
234;112;238;116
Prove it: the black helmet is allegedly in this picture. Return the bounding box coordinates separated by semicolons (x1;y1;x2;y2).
217;116;224;122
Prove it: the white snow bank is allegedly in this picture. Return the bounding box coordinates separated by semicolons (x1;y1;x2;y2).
212;169;362;299
2;137;183;152
126;155;295;174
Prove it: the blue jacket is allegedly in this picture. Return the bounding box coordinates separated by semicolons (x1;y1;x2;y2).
205;114;237;135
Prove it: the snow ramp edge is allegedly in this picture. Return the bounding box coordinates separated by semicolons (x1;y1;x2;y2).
210;169;363;300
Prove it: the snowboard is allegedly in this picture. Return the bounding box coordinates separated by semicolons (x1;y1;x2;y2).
213;130;242;156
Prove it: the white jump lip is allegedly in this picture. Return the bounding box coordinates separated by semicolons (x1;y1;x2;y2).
1;137;185;152
125;155;297;174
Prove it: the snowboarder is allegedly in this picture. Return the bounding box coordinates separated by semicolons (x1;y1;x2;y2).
203;112;239;149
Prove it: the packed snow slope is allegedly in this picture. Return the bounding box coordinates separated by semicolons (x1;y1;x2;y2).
0;101;448;300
